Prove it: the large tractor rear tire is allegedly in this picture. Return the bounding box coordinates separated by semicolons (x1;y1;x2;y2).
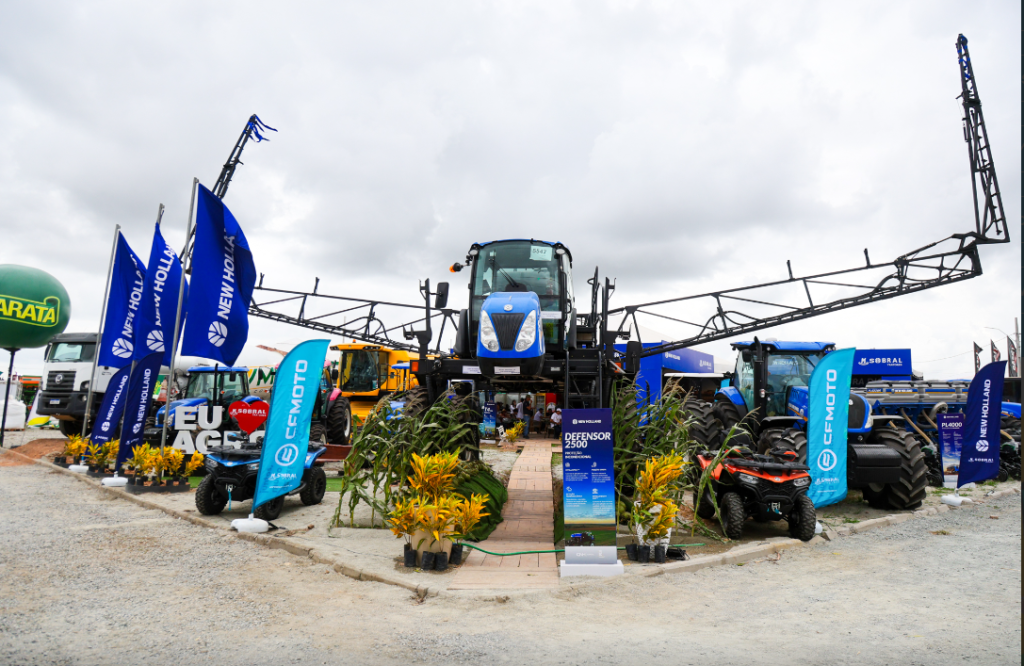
714;399;755;448
870;427;927;510
325;397;352;446
776;428;808;464
309;422;326;446
680;400;722;449
757;428;789;454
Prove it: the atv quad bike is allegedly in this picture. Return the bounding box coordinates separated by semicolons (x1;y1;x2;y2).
694;446;816;542
195;436;328;520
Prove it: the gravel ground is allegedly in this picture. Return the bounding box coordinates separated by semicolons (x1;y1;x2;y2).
2;462;1019;665
1;428;65;448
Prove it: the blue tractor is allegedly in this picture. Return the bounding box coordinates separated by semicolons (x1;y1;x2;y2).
685;339;925;510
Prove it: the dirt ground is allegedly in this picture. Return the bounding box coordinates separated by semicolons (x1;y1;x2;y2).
1;462;1019;666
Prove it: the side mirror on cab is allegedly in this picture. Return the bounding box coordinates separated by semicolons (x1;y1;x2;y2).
434;282;449;309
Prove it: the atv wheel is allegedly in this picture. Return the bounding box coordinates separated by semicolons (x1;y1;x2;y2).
757;428;789;455
195;475;227;515
300;466;327;506
254;495;285;521
325;396;352;446
862;484;890;509
870;427;927;510
788;494;817;542
692;489;716;519
309;422;326;446
680;399;722;449
776;428;808;464
719;492;745;540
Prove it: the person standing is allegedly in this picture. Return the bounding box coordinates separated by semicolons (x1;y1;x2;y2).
532;404;544;438
523;397;533;439
550;408;562;439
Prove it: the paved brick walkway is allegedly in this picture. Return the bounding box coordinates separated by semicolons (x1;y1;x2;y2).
449;440;559;590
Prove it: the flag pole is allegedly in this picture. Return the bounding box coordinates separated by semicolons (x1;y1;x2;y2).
81;223;126;442
160;178;198;456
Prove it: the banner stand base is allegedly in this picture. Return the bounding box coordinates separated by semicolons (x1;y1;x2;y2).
101;475;128;487
940;495;973;507
559;561;625;578
69;464;89;474
232;516;269;533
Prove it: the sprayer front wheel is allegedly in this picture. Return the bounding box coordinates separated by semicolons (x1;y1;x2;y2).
195;475;227;515
325;397;352;446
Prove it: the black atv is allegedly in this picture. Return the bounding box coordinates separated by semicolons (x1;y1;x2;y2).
693;446;817;542
195;437;328;521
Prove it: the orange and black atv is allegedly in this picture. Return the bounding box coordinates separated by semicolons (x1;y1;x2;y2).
692;446;817;542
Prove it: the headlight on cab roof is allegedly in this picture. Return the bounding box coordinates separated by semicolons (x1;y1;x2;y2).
793;476;811;487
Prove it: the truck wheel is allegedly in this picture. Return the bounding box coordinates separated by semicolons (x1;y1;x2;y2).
788;494;817;541
300;466;327;506
757;428;788;454
309;422;326;446
680;400;722;449
325;397;352;446
692;489;716;519
870;428;927;510
59;419;85;438
777;428;808;464
195;475;227;515
719;491;745;540
254;495;285;521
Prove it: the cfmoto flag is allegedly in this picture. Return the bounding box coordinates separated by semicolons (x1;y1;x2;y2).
958;361;1006;487
806;348;855;508
97;233;146;368
114;351;162;470
252;339;329;510
89;364;132;446
180;185;257;366
135;224;187;365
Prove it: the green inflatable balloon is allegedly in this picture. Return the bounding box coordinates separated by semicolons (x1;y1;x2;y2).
0;264;71;349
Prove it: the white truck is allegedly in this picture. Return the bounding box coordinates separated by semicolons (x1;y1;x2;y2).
35;332;115;437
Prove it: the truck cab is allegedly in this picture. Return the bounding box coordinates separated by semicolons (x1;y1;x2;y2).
36;332;117;436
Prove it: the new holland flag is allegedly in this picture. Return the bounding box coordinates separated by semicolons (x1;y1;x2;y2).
180;185;257;366
97;232;146;368
135;224;187;366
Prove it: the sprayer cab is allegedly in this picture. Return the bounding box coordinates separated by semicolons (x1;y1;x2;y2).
462;240;574;378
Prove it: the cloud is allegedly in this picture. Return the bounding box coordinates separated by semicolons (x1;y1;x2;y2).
0;1;1019;382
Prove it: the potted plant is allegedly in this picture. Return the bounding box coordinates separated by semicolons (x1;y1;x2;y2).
126;444;154;484
182;452;204;481
450;493;490;565
417;495;459;570
387;497;423;567
161;448;185;485
631;454;685;563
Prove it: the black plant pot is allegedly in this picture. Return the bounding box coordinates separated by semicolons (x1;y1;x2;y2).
654;545;666;564
434;552;449;571
638;546;651;564
404;542;412;554
404;548;418;568
450;544;464;566
420;551;436;570
625;544;638;561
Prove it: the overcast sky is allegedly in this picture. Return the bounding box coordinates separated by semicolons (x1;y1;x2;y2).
1;1;1019;380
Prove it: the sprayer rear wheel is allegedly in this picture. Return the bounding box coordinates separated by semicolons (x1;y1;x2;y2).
195;475;227;515
397;386;431;420
870;427;927;510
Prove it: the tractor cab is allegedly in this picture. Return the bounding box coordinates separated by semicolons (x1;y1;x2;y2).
454;239;574;377
731;341;831;417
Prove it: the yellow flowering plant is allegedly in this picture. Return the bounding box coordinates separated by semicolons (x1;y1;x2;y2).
183;452;205;477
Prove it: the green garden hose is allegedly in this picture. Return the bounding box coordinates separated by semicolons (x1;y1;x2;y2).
460;543;706;556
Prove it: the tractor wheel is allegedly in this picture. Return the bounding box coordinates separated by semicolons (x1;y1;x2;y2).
195;475;227;515
776;428;808;464
680;400;722;449
922;445;944;487
719;492;746;540
861;484;890;509
714;399;754;448
692;489;716;519
870;427;927;510
254;495;285;521
308;422;326;446
325;397;352;446
788;494;817;542
300;466;327;506
757;428;789;454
